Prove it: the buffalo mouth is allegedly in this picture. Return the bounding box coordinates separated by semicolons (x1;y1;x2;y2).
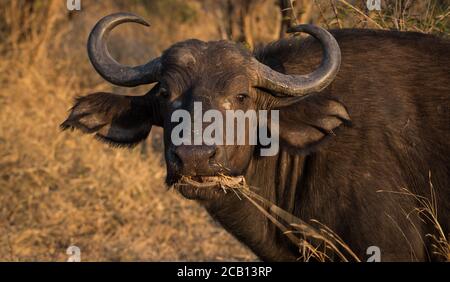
173;175;246;200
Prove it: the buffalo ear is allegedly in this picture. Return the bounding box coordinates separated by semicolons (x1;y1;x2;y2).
61;92;161;147
274;97;351;152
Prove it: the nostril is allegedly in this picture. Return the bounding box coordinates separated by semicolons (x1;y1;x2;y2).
206;145;217;158
208;148;217;160
207;147;219;169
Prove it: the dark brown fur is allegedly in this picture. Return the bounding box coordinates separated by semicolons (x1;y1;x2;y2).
62;29;450;261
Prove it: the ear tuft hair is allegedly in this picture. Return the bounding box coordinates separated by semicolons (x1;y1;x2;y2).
61;92;157;146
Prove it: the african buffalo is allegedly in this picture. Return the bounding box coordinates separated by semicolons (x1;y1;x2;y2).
62;13;450;261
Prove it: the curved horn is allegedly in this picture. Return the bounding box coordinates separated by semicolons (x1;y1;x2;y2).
253;25;341;97
87;13;161;87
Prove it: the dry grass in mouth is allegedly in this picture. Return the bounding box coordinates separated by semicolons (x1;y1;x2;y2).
176;175;247;193
179;175;246;187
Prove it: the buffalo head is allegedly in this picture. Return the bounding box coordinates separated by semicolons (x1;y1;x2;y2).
62;13;349;200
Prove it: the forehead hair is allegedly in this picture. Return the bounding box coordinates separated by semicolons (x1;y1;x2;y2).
160;39;253;86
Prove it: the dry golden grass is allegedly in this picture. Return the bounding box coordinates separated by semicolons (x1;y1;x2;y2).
0;0;255;261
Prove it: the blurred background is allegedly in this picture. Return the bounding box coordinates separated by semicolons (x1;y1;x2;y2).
0;0;448;261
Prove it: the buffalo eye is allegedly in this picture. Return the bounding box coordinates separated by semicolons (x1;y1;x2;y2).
235;93;249;103
159;86;170;99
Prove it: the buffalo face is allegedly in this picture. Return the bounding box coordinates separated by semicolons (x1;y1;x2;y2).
62;13;346;201
159;40;257;199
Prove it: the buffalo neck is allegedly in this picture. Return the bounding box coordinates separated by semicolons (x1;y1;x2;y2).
203;147;306;261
